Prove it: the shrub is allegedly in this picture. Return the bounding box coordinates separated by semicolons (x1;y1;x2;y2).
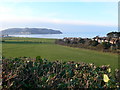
101;42;111;49
79;39;85;44
90;41;99;46
2;57;119;89
96;44;103;50
36;56;43;64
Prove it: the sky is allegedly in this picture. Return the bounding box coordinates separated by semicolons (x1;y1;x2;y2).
0;1;118;34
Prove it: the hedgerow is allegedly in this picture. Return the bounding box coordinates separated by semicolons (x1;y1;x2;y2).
2;56;120;89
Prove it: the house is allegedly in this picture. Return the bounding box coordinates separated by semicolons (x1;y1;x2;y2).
92;36;120;45
63;37;91;44
110;38;120;44
92;36;107;43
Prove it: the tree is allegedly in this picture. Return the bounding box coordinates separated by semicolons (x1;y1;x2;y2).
90;41;99;46
107;32;120;38
79;39;85;44
101;42;111;49
116;39;120;49
66;39;70;44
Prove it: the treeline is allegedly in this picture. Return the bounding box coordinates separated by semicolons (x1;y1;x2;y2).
107;32;120;38
55;32;120;54
2;57;120;89
55;39;120;54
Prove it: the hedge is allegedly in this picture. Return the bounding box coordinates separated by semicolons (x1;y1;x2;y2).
2;57;120;89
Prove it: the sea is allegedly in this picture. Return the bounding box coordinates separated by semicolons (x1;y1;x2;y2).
9;32;106;39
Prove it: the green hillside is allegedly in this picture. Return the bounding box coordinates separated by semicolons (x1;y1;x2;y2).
2;37;118;72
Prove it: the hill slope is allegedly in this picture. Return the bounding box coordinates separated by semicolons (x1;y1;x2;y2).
2;28;62;35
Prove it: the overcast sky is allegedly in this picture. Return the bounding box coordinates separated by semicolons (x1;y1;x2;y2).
0;1;118;33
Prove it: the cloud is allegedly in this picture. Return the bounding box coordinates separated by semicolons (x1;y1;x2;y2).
1;15;117;27
0;2;117;29
0;6;14;14
0;6;117;27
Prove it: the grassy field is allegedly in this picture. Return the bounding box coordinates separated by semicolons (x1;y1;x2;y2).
2;37;118;72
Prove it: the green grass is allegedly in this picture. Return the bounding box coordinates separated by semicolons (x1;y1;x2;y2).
2;37;118;72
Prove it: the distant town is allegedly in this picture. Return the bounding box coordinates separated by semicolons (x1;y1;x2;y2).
56;32;120;53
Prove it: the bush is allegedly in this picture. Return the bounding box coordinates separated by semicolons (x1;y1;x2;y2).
79;39;85;44
90;41;99;46
2;40;5;42
96;44;104;50
36;56;43;64
2;57;119;89
101;42;111;49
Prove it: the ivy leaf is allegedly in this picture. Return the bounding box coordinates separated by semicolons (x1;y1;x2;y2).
36;56;43;64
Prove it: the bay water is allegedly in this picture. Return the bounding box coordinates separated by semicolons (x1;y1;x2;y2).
9;32;106;39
